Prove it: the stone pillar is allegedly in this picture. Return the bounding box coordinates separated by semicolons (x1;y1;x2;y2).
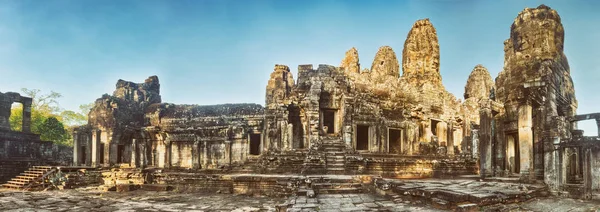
287;123;293;150
86;134;92;166
596;119;600;137
436;122;448;146
140;140;147;168
165;139;172;168
225;140;232;166
73;131;79;166
131;139;137;168
479;105;493;177
21;100;32;133
518;104;534;180
472;129;479;159
192;140;200;169
447;123;454;156
91;130;101;167
583;148;593;199
544;136;560;191
202;141;209;169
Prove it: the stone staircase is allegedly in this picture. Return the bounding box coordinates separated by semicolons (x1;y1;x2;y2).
2;166;55;190
296;176;365;197
322;137;346;175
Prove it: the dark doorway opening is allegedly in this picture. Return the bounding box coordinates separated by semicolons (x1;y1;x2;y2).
99;144;104;164
356;125;369;150
249;134;261;155
81;146;86;165
389;129;402;154
322;109;336;134
117;145;125;163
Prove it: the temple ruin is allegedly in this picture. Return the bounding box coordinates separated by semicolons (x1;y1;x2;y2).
0;91;72;182
2;4;599;210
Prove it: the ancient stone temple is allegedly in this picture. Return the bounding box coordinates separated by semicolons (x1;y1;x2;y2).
0;91;72;182
69;4;599;200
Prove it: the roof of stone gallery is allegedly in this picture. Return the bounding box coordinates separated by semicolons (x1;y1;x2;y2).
146;103;265;117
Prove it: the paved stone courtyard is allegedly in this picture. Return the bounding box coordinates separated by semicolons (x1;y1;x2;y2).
0;186;599;212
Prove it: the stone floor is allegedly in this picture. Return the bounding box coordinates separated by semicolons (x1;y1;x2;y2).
0;188;284;212
283;193;442;211
0;186;599;212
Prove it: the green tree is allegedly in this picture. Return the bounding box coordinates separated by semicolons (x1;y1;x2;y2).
8;88;91;147
38;117;69;146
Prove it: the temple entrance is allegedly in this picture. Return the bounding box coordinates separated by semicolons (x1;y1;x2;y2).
80;147;86;165
566;148;583;184
321;109;336;134
507;133;520;174
249;133;261;155
388;128;402;154
288;105;304;149
117;145;125;163
356;125;369;151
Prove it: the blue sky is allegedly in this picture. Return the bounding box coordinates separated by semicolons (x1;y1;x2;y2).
0;0;598;134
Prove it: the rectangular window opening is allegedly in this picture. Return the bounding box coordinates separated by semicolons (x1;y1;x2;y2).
322;109;336;134
249;133;261;155
389;129;402;154
356;125;369;150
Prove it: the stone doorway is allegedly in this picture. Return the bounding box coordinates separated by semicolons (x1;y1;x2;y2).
321;109;336;134
80;146;86;165
507;133;520;174
99;145;104;164
249;133;261;155
388;128;402;154
356;125;369;151
117;145;125;164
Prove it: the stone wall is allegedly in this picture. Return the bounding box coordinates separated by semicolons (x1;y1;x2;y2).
0;129;72;182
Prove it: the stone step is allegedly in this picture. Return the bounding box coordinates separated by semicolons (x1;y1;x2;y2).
327;163;345;167
326;167;345;171
312;183;362;189
25;170;45;174
2;184;23;189
10;178;32;183
6;181;27;185
316;187;363;195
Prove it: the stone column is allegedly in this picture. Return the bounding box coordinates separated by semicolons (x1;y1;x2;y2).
73;131;79;166
21;100;32;133
583;148;593;199
91;130;101;167
192;140;200;169
479;104;493;177
225;140;232;166
596;119;600;137
472;129;479;159
202;141;209;169
544;136;560;190
131;139;137;168
518;104;534;180
140;140;147;168
87;134;93;166
436;122;448;146
164;139;172;168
